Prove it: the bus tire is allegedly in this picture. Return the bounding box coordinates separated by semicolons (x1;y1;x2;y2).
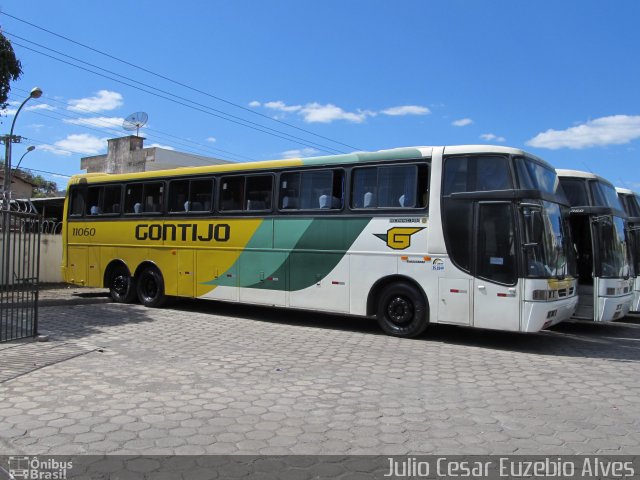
109;265;137;304
136;266;167;308
376;282;428;338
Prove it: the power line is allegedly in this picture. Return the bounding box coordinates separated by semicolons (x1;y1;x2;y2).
7;31;349;155
9;91;252;162
0;10;361;152
10;38;344;156
19;166;71;178
11;86;255;161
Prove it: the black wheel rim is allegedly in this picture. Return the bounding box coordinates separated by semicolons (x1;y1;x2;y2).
112;274;129;296
386;295;414;326
141;273;158;301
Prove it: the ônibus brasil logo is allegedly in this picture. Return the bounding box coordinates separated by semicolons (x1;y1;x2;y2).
6;456;72;480
374;227;425;250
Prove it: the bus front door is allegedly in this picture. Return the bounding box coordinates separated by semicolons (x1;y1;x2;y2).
472;202;521;331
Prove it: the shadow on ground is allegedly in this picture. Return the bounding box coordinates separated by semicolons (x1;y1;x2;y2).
171;297;640;363
33;293;640;364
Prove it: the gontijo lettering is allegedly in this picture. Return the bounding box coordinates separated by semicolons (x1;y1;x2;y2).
135;223;230;242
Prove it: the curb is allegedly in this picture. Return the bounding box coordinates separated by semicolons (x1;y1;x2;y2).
39;296;112;307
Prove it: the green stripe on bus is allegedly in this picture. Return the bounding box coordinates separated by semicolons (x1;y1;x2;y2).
245;217;371;291
301;148;423;166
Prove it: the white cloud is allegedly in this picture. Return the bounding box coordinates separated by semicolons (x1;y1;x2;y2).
264;101;302;113
0;102;54;117
526;115;640;149
249;101;261;107
256;100;431;124
381;105;430;116
452;118;473;127
39;134;107;156
68;90;123;113
147;143;175;150
63;116;124;129
281;148;319;159
300;103;374;123
480;133;506;142
206;136;217;143
26;103;56;112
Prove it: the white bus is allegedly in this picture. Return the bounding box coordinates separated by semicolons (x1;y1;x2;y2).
63;145;577;337
557;170;633;321
615;187;640;312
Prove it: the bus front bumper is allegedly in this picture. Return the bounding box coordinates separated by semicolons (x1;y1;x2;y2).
522;295;578;332
598;293;633;321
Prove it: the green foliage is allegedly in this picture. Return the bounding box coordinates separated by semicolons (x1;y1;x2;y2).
0;28;22;111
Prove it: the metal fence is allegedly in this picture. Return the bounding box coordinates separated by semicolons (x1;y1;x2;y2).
0;197;41;342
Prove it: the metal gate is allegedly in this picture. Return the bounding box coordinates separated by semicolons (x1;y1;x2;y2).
0;197;41;342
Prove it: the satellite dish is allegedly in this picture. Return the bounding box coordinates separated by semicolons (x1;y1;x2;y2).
123;111;148;137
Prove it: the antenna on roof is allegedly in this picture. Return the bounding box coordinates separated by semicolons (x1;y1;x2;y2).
123;112;149;137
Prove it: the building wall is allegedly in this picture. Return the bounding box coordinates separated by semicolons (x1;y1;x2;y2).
80;135;231;174
0;176;34;199
40;234;63;283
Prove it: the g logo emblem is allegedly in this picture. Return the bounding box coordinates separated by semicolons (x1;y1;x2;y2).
375;227;425;250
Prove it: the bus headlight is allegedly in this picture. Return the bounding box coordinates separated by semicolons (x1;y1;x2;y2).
532;290;549;301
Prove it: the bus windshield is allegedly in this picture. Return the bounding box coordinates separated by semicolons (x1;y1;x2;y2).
514;156;562;196
591;181;623;210
522;201;574;279
594;216;630;278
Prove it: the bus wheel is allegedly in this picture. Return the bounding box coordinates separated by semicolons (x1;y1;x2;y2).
136;266;167;308
376;283;428;338
109;266;137;303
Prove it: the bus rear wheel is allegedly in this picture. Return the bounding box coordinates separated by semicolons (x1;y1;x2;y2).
376;282;428;338
109;265;137;303
136;266;167;308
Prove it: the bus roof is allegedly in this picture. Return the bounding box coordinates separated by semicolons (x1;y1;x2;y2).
67;144;544;185
615;186;637;196
556;169;615;186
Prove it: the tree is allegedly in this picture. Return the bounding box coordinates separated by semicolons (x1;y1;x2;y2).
0;28;22;111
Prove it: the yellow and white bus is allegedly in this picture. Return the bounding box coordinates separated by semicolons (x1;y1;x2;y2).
557;170;633;321
615;187;640;312
63;145;577;337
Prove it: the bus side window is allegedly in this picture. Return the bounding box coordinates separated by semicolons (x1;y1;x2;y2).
168;180;189;212
125;184;143;214
280;173;300;209
87;186;102;215
103;185;122;214
142;183;163;213
189;179;213;212
352;164;425;209
352;167;376;209
69;188;85;217
220;176;244;211
245;175;273;211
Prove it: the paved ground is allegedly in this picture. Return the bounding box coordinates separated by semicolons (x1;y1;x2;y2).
1;287;640;455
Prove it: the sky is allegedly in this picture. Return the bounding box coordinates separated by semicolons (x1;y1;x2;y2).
1;0;639;192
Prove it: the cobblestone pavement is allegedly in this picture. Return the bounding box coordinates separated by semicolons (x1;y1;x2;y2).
1;292;640;455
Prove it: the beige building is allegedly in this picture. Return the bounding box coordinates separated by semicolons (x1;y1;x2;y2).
80;136;232;174
0;172;37;199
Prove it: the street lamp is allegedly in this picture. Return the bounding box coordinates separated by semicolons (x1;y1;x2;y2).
2;87;43;197
13;146;36;175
